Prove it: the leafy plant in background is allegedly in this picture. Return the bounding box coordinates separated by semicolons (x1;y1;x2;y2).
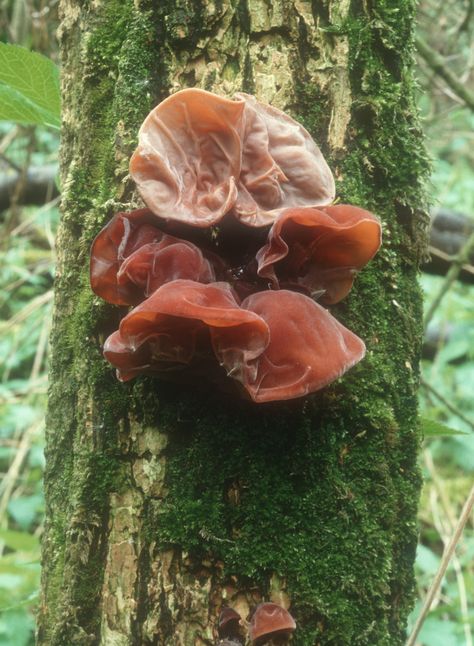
0;40;59;646
409;0;474;641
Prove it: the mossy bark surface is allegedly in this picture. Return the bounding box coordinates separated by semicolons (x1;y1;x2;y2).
39;1;429;644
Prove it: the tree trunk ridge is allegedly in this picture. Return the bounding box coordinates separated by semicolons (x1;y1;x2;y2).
39;1;429;644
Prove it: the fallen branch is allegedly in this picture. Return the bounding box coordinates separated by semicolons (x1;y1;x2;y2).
424;228;474;328
422;209;474;284
0;163;59;212
416;35;474;112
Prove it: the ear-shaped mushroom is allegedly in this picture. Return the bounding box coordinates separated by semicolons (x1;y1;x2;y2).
90;208;165;305
218;607;244;642
233;93;335;227
103;329;159;382
91;209;217;305
130;89;245;227
256;205;382;304
103;280;269;382
117;239;215;298
216;290;366;403
249;603;296;644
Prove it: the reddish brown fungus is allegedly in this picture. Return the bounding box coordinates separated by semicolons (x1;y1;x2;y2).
218;607;243;641
103;280;269;383
90;208;164;305
256;204;382;303
90;209;217;305
234;93;335;227
129;89;335;229
117;239;215;298
103;329;158;382
93;90;381;401
103;284;366;401
222;290;366;403
249;603;296;644
130;88;245;227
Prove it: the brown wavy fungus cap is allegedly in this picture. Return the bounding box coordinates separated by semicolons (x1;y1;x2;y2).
218;607;244;642
256;204;382;304
101;282;365;402
91;88;382;403
129;88;335;228
249;603;296;644
90;209;215;306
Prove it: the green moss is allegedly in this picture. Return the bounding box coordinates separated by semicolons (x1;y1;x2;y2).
43;2;165;642
294;81;332;153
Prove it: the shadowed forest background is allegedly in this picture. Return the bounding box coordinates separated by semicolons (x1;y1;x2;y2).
0;0;473;644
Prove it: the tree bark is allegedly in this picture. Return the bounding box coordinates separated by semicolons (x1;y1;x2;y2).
39;1;428;644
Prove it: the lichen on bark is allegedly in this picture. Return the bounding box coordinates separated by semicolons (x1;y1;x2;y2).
39;1;428;644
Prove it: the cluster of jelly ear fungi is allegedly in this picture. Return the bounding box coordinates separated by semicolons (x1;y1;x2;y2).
218;603;296;645
90;88;382;403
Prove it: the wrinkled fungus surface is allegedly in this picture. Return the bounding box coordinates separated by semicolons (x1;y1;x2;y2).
236;291;366;403
129;88;335;228
90;208;164;305
235;93;335;226
90;209;216;305
130;89;245;227
91;88;382;402
256;204;382;303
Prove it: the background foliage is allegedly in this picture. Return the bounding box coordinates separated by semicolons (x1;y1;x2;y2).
0;0;472;644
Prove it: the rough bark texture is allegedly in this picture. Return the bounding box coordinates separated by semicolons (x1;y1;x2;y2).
39;1;429;644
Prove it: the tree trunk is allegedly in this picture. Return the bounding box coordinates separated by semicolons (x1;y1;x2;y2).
39;1;428;644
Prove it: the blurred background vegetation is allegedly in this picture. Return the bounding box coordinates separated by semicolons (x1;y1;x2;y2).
0;1;472;644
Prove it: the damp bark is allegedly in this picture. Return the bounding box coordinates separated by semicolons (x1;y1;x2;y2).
38;1;429;644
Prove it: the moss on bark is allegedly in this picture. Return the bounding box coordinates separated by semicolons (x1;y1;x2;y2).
39;1;428;644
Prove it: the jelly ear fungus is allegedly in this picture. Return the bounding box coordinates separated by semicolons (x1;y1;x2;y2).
91;88;382;403
249;603;296;644
217;607;245;644
256;204;382;304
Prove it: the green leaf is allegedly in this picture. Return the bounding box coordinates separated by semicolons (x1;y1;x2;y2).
0;608;35;646
421;417;469;437
415;544;440;575
7;494;43;530
418;617;462;646
0;43;60;128
0;530;39;553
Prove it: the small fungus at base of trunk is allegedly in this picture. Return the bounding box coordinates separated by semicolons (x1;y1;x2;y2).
249;602;296;644
218;607;245;644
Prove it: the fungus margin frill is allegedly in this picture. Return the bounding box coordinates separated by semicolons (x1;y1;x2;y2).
90;209;216;306
102;282;365;403
256;204;382;304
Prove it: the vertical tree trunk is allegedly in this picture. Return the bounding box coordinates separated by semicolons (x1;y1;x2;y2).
39;1;428;644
